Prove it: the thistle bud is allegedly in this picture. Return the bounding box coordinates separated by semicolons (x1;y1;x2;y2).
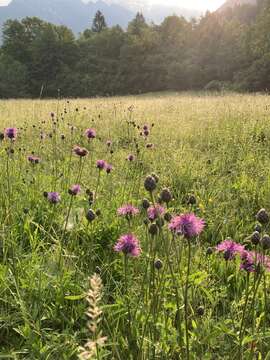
196;306;205;316
160;188;172;204
251;231;260;246
86;209;96;222
142;198;150;209
261;234;270;250
154;259;163;270
144;175;157;192
149;223;158;236
256;209;269;224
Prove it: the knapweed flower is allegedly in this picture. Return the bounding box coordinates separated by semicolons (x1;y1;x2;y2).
147;205;165;221
114;234;141;257
27;155;41;164
5;128;18;140
73;146;88;157
169;213;205;239
68;184;81;196
46;192;61;204
106;164;113;174
117;204;139;218
85;128;96;139
240;250;270;272
216;239;245;260
96;160;106;170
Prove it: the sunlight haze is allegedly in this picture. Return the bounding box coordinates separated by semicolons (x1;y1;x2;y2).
0;0;225;10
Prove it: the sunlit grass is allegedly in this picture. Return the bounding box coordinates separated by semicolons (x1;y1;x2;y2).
1;92;270;359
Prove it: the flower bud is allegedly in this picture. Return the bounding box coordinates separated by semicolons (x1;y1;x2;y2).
144;175;157;192
142;198;150;209
164;212;172;222
256;208;269;224
149;223;158;236
261;234;270;250
196;306;205;316
160;188;172;203
187;194;196;205
86;209;96;222
251;231;260;246
154;259;163;270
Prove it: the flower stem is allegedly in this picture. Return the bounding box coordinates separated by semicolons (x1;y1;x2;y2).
184;240;192;360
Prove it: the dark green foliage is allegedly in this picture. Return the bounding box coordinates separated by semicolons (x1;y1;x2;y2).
1;0;270;98
91;10;107;33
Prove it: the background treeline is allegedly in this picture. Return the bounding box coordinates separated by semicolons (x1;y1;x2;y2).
1;0;270;98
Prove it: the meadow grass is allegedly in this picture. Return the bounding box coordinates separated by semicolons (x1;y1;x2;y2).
1;92;270;359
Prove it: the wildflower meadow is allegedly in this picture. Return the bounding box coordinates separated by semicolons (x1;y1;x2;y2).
1;92;270;359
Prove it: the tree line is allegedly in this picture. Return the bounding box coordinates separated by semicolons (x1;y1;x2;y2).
0;0;270;98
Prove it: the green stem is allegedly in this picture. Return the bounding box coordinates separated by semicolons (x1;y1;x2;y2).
238;273;250;359
184;240;191;360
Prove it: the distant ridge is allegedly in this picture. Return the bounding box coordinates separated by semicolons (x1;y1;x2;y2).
218;0;257;12
0;0;200;37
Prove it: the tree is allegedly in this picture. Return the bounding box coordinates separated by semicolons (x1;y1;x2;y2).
127;13;148;36
92;11;107;33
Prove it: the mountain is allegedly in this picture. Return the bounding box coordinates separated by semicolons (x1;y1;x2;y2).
0;0;200;37
218;0;257;12
0;0;134;34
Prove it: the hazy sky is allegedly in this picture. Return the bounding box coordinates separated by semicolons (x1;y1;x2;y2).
0;0;225;10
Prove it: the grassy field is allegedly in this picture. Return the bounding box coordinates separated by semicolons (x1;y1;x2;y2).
1;92;270;359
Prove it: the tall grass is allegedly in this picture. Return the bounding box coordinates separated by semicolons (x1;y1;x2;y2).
1;92;270;359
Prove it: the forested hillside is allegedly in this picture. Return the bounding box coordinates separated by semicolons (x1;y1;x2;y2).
0;0;270;98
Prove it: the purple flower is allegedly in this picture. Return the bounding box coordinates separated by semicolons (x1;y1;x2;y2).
27;155;41;164
143;125;148;131
169;213;205;239
106;163;113;174
147;205;165;221
117;204;139;218
46;192;61;204
5;128;18;140
85;128;96;139
114;234;141;257
240;250;270;272
96;160;106;170
216;239;245;260
69;184;81;196
73;146;88;157
240;251;255;272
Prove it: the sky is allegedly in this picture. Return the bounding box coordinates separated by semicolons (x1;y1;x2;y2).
0;0;225;10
